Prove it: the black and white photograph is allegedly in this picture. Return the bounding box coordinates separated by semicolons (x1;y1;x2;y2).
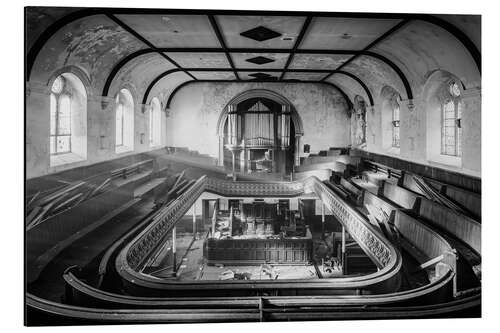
16;0;494;329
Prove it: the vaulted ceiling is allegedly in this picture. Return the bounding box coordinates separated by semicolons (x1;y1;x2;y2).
26;8;481;109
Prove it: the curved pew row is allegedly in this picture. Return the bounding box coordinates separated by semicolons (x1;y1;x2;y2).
27;175;479;322
340;176;480;292
61;201;459;307
26;291;480;324
112;176;403;297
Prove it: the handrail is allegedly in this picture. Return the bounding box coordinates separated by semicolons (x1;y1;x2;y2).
115;176;403;295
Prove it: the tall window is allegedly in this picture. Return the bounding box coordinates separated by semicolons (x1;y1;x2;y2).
149;98;162;147
49;72;87;166
441;82;462;156
115;96;124;147
50;76;72;155
392;99;400;148
115;89;134;153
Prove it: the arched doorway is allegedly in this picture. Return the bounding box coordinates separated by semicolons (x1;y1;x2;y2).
217;90;303;177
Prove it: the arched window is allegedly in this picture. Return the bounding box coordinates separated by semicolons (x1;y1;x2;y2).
352;95;367;147
392;97;401;148
441;82;462;156
115;89;135;153
49;73;87;166
149;97;162;147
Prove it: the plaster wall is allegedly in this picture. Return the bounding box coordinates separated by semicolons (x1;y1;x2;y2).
355;88;481;177
26;81;168;179
166;82;351;160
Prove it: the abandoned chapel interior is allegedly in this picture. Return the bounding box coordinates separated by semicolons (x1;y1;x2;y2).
24;7;481;325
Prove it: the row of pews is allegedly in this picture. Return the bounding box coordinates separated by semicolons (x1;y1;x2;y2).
332;159;481;295
25;151;481;324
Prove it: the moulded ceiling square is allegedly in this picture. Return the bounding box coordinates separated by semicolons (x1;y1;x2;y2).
114;14;221;48
217;15;306;49
231;53;290;69
299;17;401;50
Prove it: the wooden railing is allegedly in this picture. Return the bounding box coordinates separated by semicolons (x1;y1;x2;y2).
303;177;396;269
205;177;305;197
116;176;402;295
123;175;207;270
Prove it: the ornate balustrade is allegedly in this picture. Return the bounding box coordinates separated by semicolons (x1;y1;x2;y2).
125;175;207;270
120;175;398;279
303;177;395;269
205;177;304;197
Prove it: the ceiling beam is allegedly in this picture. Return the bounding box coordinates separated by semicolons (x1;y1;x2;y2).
142;68;373;107
322;19;411;82
26;9;481;82
279;16;312;81
207;15;240;80
105;14;197;81
101;48;412;99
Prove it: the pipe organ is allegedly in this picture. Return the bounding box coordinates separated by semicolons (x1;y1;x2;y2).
225;99;292;174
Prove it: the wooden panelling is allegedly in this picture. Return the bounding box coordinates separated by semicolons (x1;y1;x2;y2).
382;182;420;210
417;198;481;254
205;238;313;265
352;149;481;194
394;210;456;275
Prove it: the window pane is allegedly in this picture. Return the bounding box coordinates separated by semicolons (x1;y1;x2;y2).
116;104;123;146
149;109;153;144
392;126;400;147
58;95;71;135
50;94;57;135
56;135;70;153
50;136;56;155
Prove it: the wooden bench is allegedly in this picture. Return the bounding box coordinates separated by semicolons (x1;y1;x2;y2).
415;197;481;255
381;182;421;210
110;159;154;180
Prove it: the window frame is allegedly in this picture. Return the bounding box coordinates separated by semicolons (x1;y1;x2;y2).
49;76;72;156
391;99;400;148
440;81;462;157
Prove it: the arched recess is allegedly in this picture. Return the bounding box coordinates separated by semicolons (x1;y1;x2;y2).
422;69;466;168
48;70;88;166
215;89;304;170
149;97;162;147
380;85;402;153
216;89;304;137
351;95;368;148
115;88;135;154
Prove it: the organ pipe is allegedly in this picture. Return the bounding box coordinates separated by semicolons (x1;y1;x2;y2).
227;100;291;148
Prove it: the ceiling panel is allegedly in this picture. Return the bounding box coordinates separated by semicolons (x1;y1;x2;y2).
289;54;353;70
300;17;401;50
231;53;290;69
189;71;236;80
238;71;281;80
283;72;329;81
217;15;306;49
165;52;230;68
115;14;221;48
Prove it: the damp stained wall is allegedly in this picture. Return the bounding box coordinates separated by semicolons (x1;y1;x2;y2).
165;82;351;160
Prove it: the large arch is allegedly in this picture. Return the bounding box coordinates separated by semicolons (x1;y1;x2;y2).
216;89;304;137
